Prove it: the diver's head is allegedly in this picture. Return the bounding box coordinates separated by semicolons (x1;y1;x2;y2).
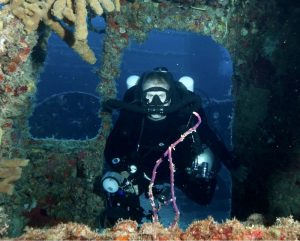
140;67;173;121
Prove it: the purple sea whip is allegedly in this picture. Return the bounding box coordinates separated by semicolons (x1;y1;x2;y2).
148;111;202;228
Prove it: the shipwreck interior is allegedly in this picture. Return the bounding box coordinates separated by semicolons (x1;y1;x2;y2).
0;0;299;238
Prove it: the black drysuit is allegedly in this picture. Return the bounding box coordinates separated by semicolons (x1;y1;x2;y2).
103;82;236;222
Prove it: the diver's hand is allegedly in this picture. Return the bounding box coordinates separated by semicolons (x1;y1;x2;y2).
190;139;203;155
231;165;248;183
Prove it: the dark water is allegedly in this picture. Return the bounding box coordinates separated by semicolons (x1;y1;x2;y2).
29;92;101;140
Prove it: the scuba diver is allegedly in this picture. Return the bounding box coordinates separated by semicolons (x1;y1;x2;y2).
97;67;247;226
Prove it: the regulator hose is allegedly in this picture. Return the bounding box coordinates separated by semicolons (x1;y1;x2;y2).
103;95;199;114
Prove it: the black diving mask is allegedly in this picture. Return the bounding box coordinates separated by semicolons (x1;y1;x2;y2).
142;87;171;115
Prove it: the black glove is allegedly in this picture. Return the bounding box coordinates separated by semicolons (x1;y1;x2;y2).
190;137;203;155
152;184;171;204
183;178;217;205
178;125;203;155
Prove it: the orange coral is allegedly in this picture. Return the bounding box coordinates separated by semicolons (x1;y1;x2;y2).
0;158;29;195
11;217;300;240
4;85;13;93
18;47;31;61
7;62;17;73
139;222;182;241
113;219;138;233
109;219;139;241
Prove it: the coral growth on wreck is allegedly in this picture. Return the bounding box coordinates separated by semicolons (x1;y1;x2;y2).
0;0;120;63
0;158;29;195
9;217;300;240
0;0;299;238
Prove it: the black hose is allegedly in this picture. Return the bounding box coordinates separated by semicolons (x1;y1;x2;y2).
103;95;199;114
